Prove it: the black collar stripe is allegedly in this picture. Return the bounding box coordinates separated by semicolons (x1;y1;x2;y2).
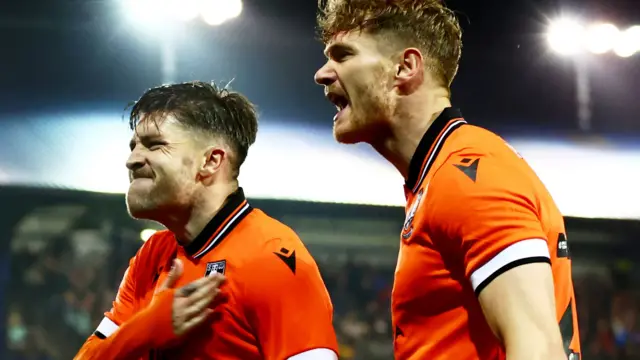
193;201;252;259
184;188;253;258
405;108;467;193
411;118;466;193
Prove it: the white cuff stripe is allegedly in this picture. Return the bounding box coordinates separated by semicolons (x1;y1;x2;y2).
470;238;550;291
287;348;338;360
95;317;119;338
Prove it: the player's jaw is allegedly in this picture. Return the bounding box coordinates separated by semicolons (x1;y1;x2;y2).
325;79;382;144
126;163;191;220
327;83;392;145
326;90;350;124
333;106;361;144
318;39;395;144
325;89;356;143
126;172;163;219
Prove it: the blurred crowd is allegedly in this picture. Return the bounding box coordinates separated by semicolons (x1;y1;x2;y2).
5;234;640;360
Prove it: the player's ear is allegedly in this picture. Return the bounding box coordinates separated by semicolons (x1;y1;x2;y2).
199;146;226;179
394;48;423;91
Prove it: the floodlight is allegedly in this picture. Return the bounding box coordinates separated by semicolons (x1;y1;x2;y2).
584;23;619;54
613;26;640;58
170;0;200;22
122;0;244;28
123;0;163;25
547;19;585;56
222;0;243;20
201;0;243;26
122;0;200;27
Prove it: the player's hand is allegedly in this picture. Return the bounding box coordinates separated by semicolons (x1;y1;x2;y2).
159;259;226;336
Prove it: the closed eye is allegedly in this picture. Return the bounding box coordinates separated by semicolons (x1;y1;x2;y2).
129;134;168;151
147;141;166;150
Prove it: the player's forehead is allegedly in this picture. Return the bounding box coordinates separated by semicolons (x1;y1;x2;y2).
323;31;378;57
131;113;182;141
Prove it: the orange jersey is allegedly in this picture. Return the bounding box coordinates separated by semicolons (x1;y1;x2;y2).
392;108;580;360
75;189;338;360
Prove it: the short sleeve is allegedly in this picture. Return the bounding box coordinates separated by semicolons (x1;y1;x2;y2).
95;256;138;339
430;152;551;295
96;232;168;338
239;237;338;360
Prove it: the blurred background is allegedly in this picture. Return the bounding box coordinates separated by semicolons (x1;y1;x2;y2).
1;0;639;359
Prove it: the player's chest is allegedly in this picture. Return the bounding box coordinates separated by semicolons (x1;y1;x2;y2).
392;220;467;319
138;245;240;311
144;253;261;359
152;253;231;292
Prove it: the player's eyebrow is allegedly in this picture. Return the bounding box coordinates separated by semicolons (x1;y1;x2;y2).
323;42;355;59
129;134;163;150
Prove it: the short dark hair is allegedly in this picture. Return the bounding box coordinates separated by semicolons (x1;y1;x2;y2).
317;0;462;89
129;81;258;177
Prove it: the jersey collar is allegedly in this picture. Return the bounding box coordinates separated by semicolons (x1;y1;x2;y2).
405;107;467;193
184;187;253;259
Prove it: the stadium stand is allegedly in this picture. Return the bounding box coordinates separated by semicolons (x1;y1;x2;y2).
2;187;640;360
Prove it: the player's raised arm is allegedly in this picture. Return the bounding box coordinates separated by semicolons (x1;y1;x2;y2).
74;248;225;359
240;238;339;360
431;152;567;360
73;244;178;360
74;254;161;359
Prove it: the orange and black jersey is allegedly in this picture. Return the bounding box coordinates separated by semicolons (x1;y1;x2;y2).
392;108;580;360
75;188;338;360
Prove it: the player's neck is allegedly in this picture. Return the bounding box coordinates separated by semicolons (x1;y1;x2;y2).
165;182;239;246
371;92;451;180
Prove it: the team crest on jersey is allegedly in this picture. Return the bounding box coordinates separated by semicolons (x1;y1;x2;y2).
402;187;425;239
205;260;226;276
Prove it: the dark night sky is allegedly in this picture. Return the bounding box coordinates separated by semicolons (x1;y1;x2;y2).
1;0;639;135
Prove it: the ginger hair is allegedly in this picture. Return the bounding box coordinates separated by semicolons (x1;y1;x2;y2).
318;0;463;88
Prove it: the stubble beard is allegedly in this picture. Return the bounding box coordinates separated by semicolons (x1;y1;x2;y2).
126;178;183;221
126;187;160;220
335;80;393;145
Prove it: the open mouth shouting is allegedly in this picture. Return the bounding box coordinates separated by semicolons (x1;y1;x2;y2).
326;91;350;123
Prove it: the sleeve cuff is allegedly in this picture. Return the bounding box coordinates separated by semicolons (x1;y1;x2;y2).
288;348;339;360
470;239;551;295
95;317;119;339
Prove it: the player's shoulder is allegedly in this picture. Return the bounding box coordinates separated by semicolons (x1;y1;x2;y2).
434;126;531;190
131;230;177;272
140;230;176;254
237;240;324;307
448;124;523;161
242;209;304;248
237;210;317;275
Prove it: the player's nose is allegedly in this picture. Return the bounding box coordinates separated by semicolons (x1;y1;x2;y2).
314;62;336;86
126;150;145;173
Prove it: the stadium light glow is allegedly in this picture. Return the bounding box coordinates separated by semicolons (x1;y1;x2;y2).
201;0;243;26
547;19;640;58
140;229;157;242
613;26;640;58
172;0;200;22
201;2;228;26
547;19;585;56
584;23;619;54
121;0;243;27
